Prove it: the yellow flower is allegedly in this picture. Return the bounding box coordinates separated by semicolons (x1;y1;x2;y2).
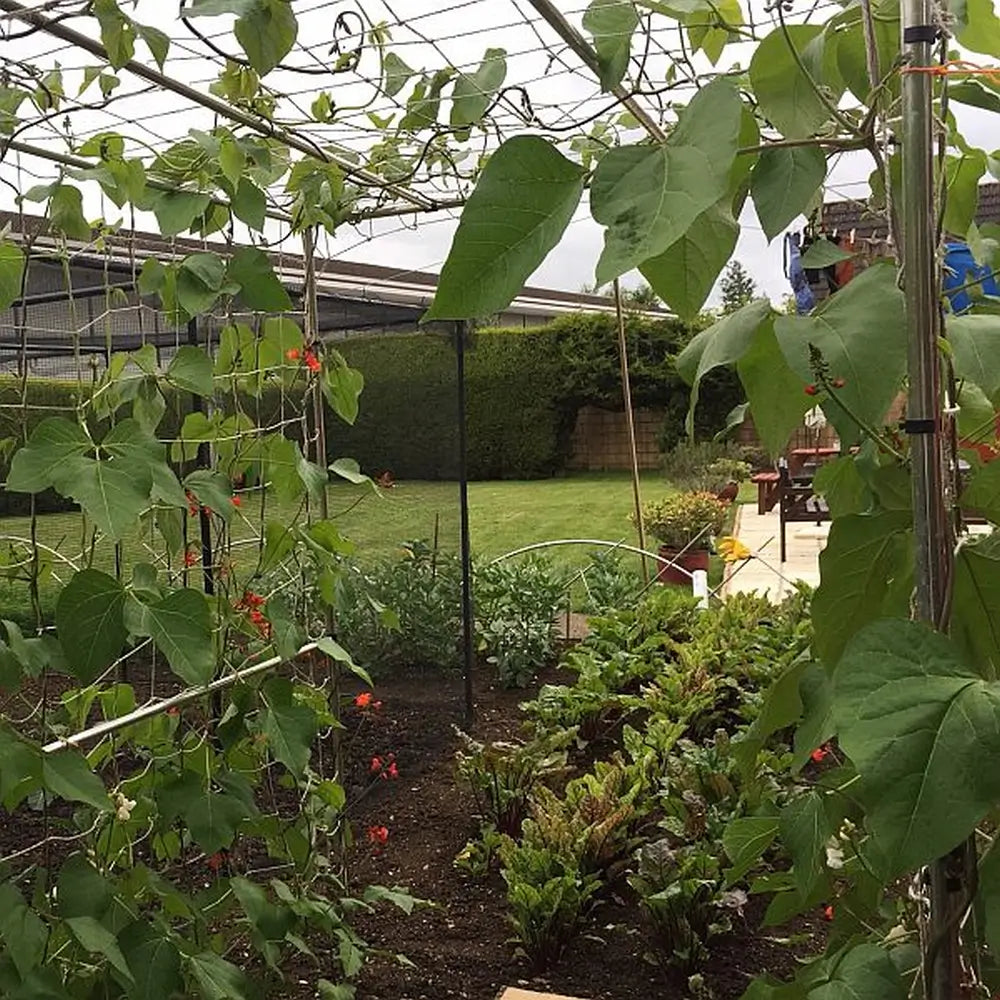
717;536;751;563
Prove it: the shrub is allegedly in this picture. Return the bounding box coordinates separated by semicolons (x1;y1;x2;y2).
335;314;743;480
657;367;744;454
579;550;639;614
704;457;752;491
476;556;568;687
661;439;753;493
1;313;746;494
638;492;729;549
479;615;556;689
334;545;463;672
334;330;570;480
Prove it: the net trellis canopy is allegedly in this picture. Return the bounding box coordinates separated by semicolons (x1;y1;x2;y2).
0;0;652;235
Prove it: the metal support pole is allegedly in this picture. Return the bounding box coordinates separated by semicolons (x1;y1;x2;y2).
185;317;220;724
613;280;649;584
901;4;962;998
455;322;475;725
186;318;215;599
43;642;320;752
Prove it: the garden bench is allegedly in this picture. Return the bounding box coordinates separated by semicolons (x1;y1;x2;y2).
751;471;781;514
779;464;830;562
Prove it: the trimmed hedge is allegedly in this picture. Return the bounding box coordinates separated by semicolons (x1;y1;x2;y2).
333;313;742;479
0;313;744;513
331;329;570;480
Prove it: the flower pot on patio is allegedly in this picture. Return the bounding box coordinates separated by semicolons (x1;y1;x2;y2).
634;491;729;589
656;545;710;585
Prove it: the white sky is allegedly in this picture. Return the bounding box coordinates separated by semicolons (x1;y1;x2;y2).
1;0;996;305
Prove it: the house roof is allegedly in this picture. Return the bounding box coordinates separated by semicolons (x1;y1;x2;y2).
821;182;1000;244
0;210;665;324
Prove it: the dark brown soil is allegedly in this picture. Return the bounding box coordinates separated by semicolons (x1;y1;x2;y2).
344;663;821;1000
0;658;822;1000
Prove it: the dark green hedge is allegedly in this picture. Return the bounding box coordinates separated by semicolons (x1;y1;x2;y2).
333;313;743;479
330;329;571;480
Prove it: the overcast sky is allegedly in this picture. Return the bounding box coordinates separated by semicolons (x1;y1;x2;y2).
1;0;995;305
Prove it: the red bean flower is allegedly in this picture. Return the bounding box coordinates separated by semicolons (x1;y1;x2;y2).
370;755;383;774
822;904;835;922
387;761;399;780
231;495;242;508
183;549;198;568
355;691;373;709
811;743;832;763
206;850;227;872
286;348;301;361
304;349;321;373
367;825;389;846
831;377;847;389
804;384;819;396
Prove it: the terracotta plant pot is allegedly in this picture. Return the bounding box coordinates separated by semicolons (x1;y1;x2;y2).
656;545;710;586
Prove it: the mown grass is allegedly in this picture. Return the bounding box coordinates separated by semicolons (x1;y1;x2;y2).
0;473;753;624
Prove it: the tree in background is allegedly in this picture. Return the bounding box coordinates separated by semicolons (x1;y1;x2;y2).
719;260;757;314
579;281;662;310
623;282;661;310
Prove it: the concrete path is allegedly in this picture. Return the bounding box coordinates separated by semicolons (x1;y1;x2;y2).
721;504;828;599
721;504;994;600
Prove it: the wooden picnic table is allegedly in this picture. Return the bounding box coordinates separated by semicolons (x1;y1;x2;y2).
787;447;840;478
752;449;841;514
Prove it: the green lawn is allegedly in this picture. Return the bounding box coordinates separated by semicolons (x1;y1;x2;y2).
0;473;755;624
2;472;709;622
332;472;673;562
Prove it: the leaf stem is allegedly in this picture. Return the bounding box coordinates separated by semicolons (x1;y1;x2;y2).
776;4;859;136
808;349;908;461
738;136;867;155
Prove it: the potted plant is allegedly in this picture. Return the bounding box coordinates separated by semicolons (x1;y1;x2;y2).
637;492;729;585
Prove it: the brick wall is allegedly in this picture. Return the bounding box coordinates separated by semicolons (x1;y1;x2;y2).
567;398;901;472
566;406;665;471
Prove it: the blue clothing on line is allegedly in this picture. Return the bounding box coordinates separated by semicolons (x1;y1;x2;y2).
784;233;816;315
943;241;1000;314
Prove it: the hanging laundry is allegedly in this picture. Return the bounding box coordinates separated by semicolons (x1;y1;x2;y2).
943;241;1000;313
784;233;815;314
801;234;844;297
